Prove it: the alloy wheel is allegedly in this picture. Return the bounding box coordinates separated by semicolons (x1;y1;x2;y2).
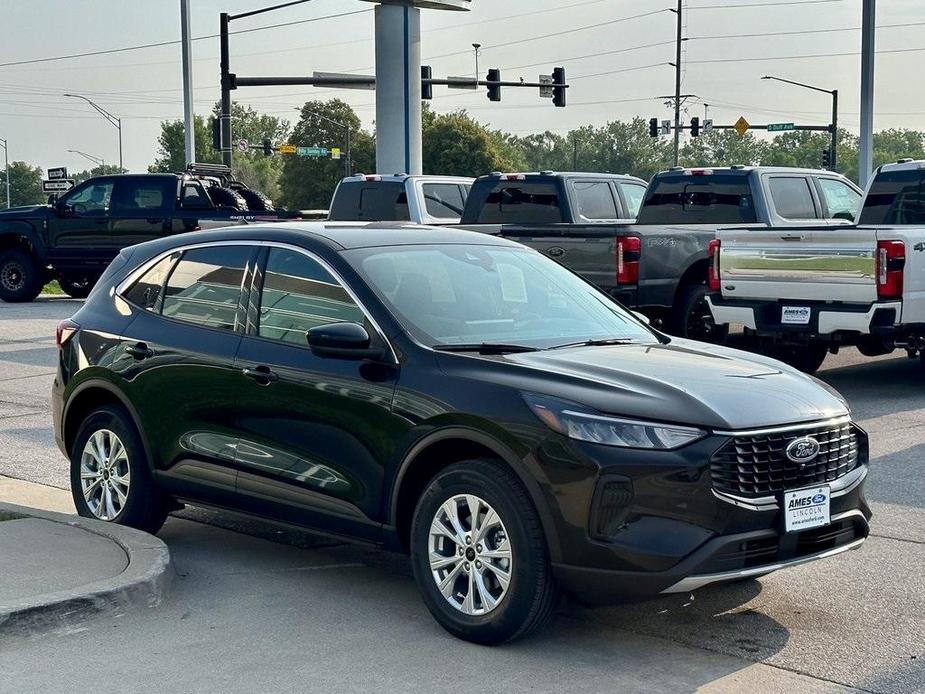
429;494;513;615
80;429;131;521
0;261;25;293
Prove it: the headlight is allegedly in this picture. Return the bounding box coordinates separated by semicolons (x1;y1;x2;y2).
524;393;706;450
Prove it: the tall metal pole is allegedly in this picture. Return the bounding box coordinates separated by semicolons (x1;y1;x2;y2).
180;0;196;167
0;138;9;209
220;12;233;168
345;127;352;178
672;0;683;166
831;89;839;172
117;118;123;172
859;0;876;188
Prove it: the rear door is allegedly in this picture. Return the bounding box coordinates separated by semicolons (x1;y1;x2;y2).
764;174;824;225
115;242;258;505
110;176;178;248
717;227;879;303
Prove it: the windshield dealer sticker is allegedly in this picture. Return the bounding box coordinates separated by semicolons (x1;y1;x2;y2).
784;486;831;533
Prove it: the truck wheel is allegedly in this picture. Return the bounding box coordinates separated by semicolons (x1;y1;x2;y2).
675;284;729;344
0;249;43;303
771;344;829;374
237;189;274;212
58;274;100;299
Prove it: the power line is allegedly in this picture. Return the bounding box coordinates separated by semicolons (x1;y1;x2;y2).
504;40;676;72
688;0;846;9
0;8;372;68
692;20;925;40
688;45;925;64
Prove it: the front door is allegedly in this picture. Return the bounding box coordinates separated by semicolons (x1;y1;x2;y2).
232;246;400;540
116;243;259;506
46;178;115;270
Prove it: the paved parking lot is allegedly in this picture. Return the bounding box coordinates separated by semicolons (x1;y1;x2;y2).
1;297;923;693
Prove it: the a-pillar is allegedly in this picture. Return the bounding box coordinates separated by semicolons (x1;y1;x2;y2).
374;3;423;175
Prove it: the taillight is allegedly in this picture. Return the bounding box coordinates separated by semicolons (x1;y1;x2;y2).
876;240;905;300
708;239;721;292
56;319;79;348
616;236;641;285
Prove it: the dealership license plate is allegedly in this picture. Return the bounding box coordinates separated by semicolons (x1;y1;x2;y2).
783;485;831;533
781;306;811;325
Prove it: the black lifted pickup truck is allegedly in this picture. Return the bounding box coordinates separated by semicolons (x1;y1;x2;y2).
0;165;276;302
459;168;862;338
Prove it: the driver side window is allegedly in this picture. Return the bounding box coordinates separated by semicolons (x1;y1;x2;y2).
62;181;114;217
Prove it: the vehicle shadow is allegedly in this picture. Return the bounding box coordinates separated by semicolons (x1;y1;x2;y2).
819;353;925;419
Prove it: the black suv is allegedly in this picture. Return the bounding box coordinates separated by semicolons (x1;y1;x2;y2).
53;223;871;644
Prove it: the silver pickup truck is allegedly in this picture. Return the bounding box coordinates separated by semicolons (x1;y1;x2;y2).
708;160;925;372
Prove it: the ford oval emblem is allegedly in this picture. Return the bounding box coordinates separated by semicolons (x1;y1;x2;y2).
811;493;827;504
547;246;565;258
786;436;820;464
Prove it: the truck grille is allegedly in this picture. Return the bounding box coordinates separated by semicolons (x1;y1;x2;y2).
711;420;860;498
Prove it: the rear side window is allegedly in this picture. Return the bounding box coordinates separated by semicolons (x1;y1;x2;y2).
181;182;213;210
818;178;861;220
474;182;564;224
161;246;253;331
422;183;467;219
570;180;618;221
123;253;180;311
859;169;925;225
637;175;757;224
258;248;365;346
618;183;646;218
768;177;817;220
112;178;175;214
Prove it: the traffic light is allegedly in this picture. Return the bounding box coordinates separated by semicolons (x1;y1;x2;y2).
649;118;659;138
263;138;273;156
212;118;222;152
690;117;700;138
552;67;566;108
822;149;832;168
421;65;433;100
487;68;501;102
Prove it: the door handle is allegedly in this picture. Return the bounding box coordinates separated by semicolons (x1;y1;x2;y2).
242;365;279;385
125;342;154;360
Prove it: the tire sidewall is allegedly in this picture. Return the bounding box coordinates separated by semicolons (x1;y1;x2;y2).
0;249;42;303
70;407;152;525
679;284;729;343
410;463;548;644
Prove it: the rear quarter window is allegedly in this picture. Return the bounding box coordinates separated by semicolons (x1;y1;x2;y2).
637;174;757;224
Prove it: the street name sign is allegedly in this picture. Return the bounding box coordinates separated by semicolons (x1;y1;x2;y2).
768;122;795;132
297;147;330;157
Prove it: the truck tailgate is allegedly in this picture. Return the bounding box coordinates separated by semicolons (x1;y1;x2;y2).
718;228;879;303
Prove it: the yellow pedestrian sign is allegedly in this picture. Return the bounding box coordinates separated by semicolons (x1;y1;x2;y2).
734;116;750;136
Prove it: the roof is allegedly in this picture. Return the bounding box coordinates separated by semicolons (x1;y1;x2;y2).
476;171;645;184
341;174;474;184
878;159;925;173
130;222;519;258
654;166;848;177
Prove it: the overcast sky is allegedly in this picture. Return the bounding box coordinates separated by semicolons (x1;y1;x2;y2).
1;0;922;174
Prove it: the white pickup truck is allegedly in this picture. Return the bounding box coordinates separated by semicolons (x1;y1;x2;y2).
707;160;925;373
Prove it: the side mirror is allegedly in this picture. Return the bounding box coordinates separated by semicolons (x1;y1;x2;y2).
307;322;384;361
632;311;651;325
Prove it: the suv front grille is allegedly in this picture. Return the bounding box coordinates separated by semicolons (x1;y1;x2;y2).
711;420;860;498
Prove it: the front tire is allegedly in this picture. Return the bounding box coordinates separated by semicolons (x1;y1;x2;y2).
410;459;558;645
675;284;729;344
58;273;100;299
0;249;43;303
70;407;169;534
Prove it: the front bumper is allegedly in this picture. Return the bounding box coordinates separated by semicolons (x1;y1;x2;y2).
706;295;901;339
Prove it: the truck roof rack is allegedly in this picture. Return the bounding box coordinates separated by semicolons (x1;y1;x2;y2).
184;163;237;185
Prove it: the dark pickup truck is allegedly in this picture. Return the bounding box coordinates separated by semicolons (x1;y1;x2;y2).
458;168;863;338
0;166;277;302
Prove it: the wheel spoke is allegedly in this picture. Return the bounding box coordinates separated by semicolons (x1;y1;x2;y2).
461;570;476;614
111;482;127;508
480;546;511;561
429;552;460;572
430;520;461;547
473;568;497;612
82;478;102;500
464;495;481;534
441;499;468;543
486;562;511;590
438;562;464;599
475;507;499;544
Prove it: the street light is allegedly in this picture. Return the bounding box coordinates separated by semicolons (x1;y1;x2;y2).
761;75;838;171
0;137;8;209
68;149;105;169
63;94;123;171
294;108;353;178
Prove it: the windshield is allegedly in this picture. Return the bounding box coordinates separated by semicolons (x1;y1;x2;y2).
346;244;656;349
859;169;925;225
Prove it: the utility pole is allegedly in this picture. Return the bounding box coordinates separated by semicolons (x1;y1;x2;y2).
672;0;683;166
0;138;9;209
859;0;876;187
220;12;233;167
180;0;196;167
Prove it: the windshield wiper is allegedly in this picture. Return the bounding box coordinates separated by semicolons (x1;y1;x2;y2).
548;338;640;351
433;343;542;355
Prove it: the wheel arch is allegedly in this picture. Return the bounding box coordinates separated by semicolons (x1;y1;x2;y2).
672;256;710;304
0;224;43;259
63;380;152;466
387;427;562;562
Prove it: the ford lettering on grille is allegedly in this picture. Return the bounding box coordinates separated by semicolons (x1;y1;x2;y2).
786;437;821;464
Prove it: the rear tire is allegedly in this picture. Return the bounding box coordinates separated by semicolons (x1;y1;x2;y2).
58;273;100;299
410;459;558;645
70;407;169;535
770;344;829;374
675;284;729;344
0;249;43;303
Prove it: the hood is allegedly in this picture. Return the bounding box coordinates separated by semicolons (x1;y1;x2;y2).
501;338;848;431
0;205;50;219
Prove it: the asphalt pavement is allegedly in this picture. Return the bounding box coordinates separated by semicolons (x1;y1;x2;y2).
0;296;922;693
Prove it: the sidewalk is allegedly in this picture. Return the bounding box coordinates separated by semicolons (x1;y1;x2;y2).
0;476;172;633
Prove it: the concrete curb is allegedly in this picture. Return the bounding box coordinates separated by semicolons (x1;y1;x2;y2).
0;501;173;633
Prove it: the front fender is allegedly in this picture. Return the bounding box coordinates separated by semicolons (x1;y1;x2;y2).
0;220;46;262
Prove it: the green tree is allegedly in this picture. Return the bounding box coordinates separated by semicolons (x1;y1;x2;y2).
680;130;768;168
73;164;126;185
509;131;570;172
422;107;522;177
278;99;372;210
577;118;674;179
0;161;44;207
149;114;217;173
873;128;925;168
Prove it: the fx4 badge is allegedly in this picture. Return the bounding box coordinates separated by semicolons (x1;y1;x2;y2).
914;242;925;252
